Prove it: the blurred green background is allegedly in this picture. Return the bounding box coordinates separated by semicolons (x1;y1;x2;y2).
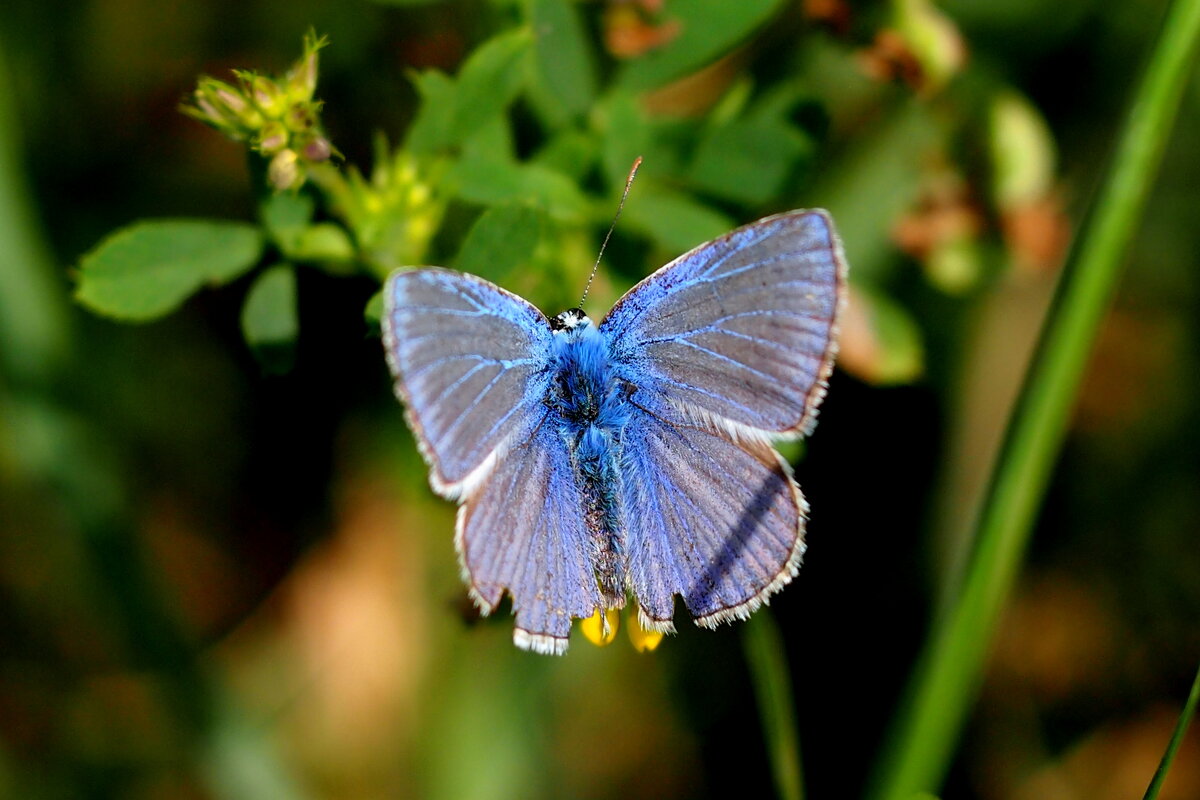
1;0;1199;798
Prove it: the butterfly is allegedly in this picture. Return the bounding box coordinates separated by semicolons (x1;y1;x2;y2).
382;209;846;654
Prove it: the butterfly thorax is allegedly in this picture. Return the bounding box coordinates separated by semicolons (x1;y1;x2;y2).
547;312;629;608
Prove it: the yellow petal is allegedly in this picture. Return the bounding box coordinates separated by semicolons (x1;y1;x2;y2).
580;608;620;647
627;611;665;653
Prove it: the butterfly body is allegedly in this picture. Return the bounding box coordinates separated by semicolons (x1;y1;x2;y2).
383;210;846;654
546;311;629;607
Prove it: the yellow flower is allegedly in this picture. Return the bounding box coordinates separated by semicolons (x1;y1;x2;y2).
580;608;620;646
580;606;667;651
626;610;664;653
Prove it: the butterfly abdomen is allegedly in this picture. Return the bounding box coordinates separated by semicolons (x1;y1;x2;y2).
548;317;629;607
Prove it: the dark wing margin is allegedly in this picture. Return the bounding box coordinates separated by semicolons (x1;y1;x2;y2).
621;406;806;632
456;421;604;655
599;209;847;438
383;268;553;497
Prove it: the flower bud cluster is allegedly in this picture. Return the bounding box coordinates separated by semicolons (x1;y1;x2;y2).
183;31;335;191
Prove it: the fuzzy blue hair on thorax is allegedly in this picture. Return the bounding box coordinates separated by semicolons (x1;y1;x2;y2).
548;312;630;604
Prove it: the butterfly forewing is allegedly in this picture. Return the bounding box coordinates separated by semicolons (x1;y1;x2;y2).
383;269;554;494
600;210;845;437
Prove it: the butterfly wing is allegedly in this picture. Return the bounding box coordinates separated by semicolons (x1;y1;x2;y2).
383;268;554;496
600;210;846;437
456;420;604;654
602;210;845;629
621;407;806;631
384;268;600;653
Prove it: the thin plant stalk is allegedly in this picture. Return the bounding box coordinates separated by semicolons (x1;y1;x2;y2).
744;611;805;800
867;0;1200;796
1143;660;1200;800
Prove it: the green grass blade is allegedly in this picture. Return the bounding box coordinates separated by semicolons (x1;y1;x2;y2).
743;612;805;800
867;0;1200;796
1143;660;1200;799
0;36;70;384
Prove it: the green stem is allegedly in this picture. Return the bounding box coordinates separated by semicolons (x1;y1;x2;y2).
1143;660;1200;800
867;0;1200;797
743;612;804;800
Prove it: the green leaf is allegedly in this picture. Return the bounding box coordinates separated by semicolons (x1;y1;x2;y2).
289;223;356;265
598;91;686;186
76;219;264;321
803;102;939;284
455;202;546;284
601;92;654;187
450;29;532;145
773;438;805;465
689;117;811;205
364;288;384;334
534;130;598;180
623;185;733;253
241;264;298;373
405;30;532;154
367;0;450;5
707;76;754;124
259;192;315;251
260;191;356;269
460;115;516;164
527;0;598;118
448;157;591;222
617;0;788;91
858;285;925;385
405;70;457;154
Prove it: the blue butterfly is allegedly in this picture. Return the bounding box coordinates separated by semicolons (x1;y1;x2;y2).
382;210;847;654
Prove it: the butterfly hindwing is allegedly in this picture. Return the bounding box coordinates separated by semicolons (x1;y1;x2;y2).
456;419;604;654
621;405;806;631
383;269;553;495
600;210;845;437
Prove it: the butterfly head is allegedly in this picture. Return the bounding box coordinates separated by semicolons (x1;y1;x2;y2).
550;307;591;332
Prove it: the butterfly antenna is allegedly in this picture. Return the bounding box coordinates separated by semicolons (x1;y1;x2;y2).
580;156;643;307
